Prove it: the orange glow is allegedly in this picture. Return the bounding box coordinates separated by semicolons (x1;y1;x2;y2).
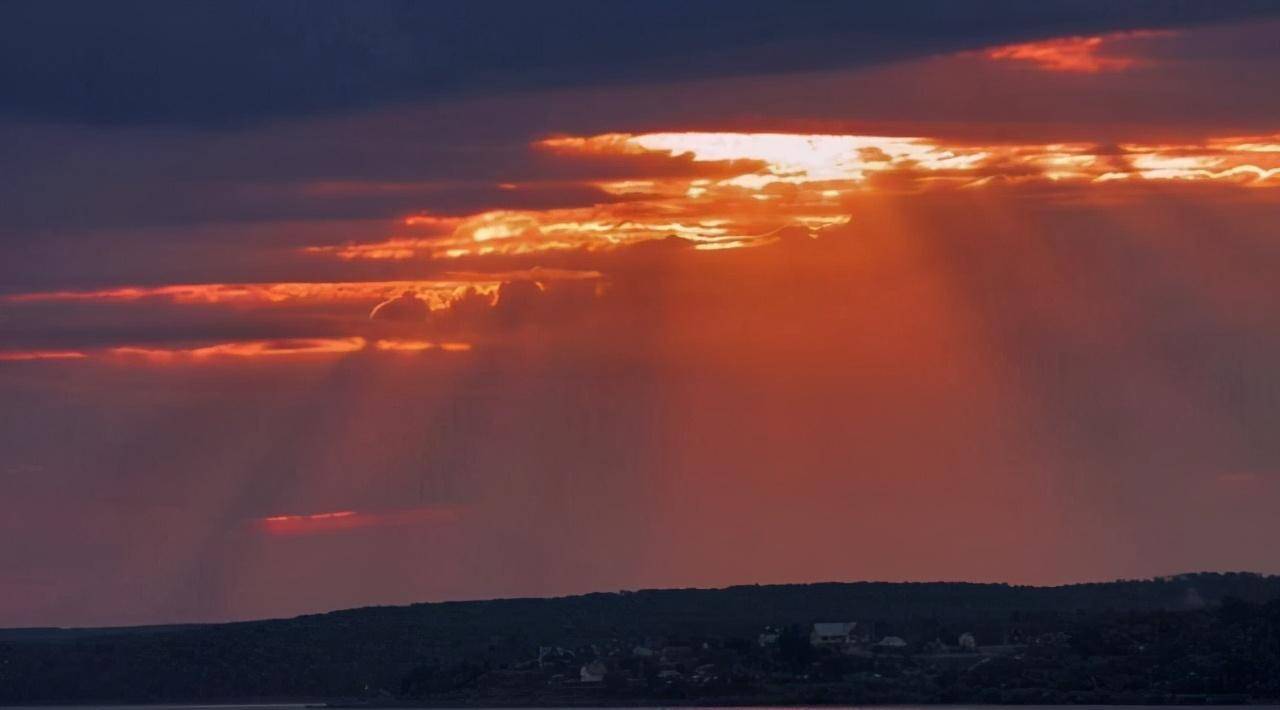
5;270;602;308
262;510;357;522
0;349;88;362
402;213;463;228
289;129;1280;262
8;131;1277;373
32;337;480;363
616;132;991;184
3;280;496;309
1101;136;1280;184
372;338;470;352
374;338;435;352
595;131;1280;190
984;30;1172;73
111;337;368;361
304;238;441;261
257;506;463;535
258;510;361;535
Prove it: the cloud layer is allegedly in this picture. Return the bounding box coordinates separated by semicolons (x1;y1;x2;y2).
5;1;1276;124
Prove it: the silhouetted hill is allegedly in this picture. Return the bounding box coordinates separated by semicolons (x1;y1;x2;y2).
1;572;1278;704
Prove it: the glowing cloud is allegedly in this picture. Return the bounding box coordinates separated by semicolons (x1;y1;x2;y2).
6;337;480;364
622;132;990;185
257;506;464;536
0;350;88;362
289;130;1280;263
5;270;603;309
7;131;1278;371
984;30;1172;73
373;339;471;352
374;339;435;352
3;280;499;310
111;337;369;361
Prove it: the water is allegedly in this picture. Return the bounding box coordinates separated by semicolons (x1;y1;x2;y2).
9;706;1278;710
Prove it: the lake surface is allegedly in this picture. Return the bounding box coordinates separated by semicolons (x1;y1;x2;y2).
11;706;1280;710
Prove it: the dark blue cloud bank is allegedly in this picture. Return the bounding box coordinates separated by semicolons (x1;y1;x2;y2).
2;0;1278;126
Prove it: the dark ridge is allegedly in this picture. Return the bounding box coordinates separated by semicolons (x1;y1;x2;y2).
2;572;1279;704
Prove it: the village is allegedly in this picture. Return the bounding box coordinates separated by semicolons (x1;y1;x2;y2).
559;621;1004;684
398;620;1041;704
5;577;1277;705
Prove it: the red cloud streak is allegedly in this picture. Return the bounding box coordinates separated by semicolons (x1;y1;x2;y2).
256;506;465;536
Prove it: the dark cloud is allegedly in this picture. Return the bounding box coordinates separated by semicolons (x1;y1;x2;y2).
369;291;430;323
5;15;1280;297
2;0;1277;126
429;279;603;335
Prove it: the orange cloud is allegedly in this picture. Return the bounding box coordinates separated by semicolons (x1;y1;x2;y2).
3;280;496;309
373;338;472;352
0;350;88;362
369;291;432;322
8;132;1277;371
6;270;603;308
257;505;464;536
304;238;442;261
285;129;1280;263
374;339;435;351
984;30;1173;73
21;337;479;364
111;337;369;361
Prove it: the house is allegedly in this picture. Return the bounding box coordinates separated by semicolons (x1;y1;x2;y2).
810;621;858;646
537;645;574;667
876;635;908;648
579;660;608;683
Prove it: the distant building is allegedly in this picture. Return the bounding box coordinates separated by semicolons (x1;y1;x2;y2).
810;622;858;646
537;645;574;667
876;635;908;648
758;628;781;646
579;660;608;683
661;645;694;663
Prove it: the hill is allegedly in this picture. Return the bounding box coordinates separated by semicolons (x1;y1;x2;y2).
1;572;1279;705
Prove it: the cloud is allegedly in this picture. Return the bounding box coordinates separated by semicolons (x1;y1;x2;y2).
983;30;1175;73
2;1;1275;125
369;290;431;322
7;14;1280;300
424;278;603;334
0;350;88;362
255;505;464;536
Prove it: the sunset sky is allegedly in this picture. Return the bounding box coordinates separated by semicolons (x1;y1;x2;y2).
3;1;1280;627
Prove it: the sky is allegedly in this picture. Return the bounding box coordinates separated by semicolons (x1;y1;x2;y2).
2;0;1280;627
